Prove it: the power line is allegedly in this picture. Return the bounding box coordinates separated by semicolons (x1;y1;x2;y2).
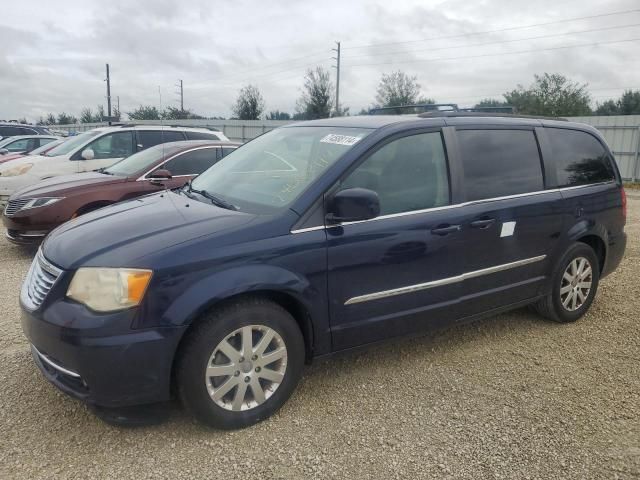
344;37;640;68
343;23;640;60
343;8;640;51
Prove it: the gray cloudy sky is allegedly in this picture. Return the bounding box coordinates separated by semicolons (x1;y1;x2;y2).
1;0;639;121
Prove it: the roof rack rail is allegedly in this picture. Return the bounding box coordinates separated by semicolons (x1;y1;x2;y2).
168;124;221;132
417;111;567;121
368;103;459;115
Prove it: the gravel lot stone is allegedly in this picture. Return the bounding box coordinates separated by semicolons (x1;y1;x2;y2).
0;196;638;479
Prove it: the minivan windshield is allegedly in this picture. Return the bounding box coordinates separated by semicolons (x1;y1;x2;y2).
190;126;371;214
43;131;101;157
104;142;185;177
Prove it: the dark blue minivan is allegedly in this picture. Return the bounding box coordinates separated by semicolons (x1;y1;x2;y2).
20;113;627;429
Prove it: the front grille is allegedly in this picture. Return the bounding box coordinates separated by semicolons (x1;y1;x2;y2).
22;250;62;310
4;198;29;216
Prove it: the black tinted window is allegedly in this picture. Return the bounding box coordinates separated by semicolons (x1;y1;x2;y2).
221;147;236;158
340;132;449;215
159;148;219;176
185;131;220;140
137;130;185;150
547;128;615;187
0;126;22;137
458;130;543;201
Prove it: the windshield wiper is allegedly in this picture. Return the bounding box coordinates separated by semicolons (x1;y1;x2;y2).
95;167;113;175
185;182;237;211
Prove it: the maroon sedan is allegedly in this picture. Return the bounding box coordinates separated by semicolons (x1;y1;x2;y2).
3;140;239;244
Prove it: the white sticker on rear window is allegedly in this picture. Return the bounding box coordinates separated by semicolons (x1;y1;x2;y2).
319;134;363;146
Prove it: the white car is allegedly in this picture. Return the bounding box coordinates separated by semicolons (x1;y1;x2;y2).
0;135;60;155
0;125;229;206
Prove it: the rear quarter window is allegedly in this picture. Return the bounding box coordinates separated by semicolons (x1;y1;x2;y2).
458;129;544;201
546;128;615;187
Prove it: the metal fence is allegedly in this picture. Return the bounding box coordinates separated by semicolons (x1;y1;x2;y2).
568;115;640;182
54;115;640;181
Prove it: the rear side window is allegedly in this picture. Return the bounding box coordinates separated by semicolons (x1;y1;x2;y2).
136;130;185;150
185;131;220;141
546;128;615;187
458;129;543;201
339;131;450;215
0;126;21;137
157;148;219;176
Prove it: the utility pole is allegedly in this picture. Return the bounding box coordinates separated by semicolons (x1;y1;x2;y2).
332;41;341;116
105;63;112;125
176;79;184;111
117;96;120;120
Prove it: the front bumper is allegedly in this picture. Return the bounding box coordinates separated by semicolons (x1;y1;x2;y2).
21;296;187;408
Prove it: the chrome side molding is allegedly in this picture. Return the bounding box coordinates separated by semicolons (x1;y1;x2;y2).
344;255;546;305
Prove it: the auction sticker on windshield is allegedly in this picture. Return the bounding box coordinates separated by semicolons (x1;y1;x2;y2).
319;134;363;146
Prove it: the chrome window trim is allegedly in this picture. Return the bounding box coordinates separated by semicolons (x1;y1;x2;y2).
134;146;223;181
290;181;616;234
31;345;81;378
345;255;547;305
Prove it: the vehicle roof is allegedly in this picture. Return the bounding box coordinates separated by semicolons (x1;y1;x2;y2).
153;140;241;151
0;135;59;140
88;125;227;133
285;114;595;132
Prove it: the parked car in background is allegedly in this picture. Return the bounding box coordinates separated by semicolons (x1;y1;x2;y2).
0;122;52;139
0;139;65;165
4;140;239;244
0;125;230;208
18;113;626;429
0;135;60;155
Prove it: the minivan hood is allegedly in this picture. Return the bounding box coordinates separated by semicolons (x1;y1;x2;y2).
43;190;257;269
12;172;126;198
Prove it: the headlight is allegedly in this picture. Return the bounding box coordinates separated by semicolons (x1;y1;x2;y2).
20;197;63;210
0;163;33;177
67;268;153;312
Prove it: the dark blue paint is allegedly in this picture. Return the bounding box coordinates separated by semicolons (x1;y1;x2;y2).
21;116;627;408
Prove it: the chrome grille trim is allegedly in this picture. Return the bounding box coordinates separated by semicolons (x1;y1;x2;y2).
4;198;29;216
21;250;62;310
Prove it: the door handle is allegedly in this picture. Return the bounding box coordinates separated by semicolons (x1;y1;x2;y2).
431;224;461;236
470;218;496;229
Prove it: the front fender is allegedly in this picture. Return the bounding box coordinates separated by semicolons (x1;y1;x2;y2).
143;263;330;357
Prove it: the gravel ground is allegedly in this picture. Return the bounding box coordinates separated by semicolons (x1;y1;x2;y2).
0;196;638;480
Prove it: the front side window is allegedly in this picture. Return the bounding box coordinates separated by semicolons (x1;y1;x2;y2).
137;130;185;150
5;138;30;152
458;129;544;201
547;128;615;187
44;131;101;157
338;132;449;215
191;126;372;214
84;131;134;159
155;148;220;176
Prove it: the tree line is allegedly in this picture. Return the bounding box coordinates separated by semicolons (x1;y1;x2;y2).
33;69;640;125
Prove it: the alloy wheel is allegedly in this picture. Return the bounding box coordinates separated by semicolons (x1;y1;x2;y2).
205;325;288;411
560;256;593;312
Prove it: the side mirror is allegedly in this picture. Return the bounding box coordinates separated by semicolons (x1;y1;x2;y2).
327;188;380;223
149;169;172;185
0;148;8;155
81;148;95;160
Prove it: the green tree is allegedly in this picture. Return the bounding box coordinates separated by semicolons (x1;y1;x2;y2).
57;112;77;125
233;85;265;120
267;110;291;120
17;117;28;124
80;108;94;123
296;67;334;120
595;99;619;116
504;73;592;117
474;98;510;108
375;71;433;107
94;105;105;122
36;116;47;125
112;105;121;121
45;113;56;125
127;105;162;120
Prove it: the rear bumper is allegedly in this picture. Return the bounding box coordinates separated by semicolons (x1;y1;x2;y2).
602;230;627;278
22;299;188;408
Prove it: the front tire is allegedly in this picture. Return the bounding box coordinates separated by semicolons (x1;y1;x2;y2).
177;298;305;429
534;243;600;323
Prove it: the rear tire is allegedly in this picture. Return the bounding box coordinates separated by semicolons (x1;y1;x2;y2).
177;298;304;429
534;243;600;323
